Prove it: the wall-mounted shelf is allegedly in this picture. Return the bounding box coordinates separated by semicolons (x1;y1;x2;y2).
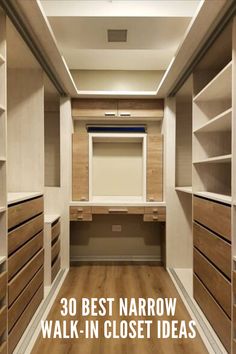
193;108;231;133
193;61;232;102
175;186;193;194
193;191;231;205
193;154;232;164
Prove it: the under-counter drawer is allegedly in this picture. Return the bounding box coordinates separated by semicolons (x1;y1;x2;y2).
193;196;231;241
194;249;231;317
0;306;7;338
51;256;60;283
8;284;43;354
194;275;231;353
91;206;144;214
8;267;43;332
8;231;43;280
8;214;43;255
8;249;44;306
0;272;7;302
70;206;92;221
8;196;43;230
193;222;231;279
51;219;60;242
51;239;60;263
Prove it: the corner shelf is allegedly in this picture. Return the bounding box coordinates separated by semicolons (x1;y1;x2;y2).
194;191;231;205
193;61;232;102
193;154;232;164
193;108;232;133
175;186;192;194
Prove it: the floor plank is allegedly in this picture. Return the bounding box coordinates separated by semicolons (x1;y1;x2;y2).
33;265;208;354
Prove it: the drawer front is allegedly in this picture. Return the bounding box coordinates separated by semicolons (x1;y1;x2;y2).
234;271;236;296
194;275;231;353
194;249;231;317
51;220;60;242
117;99;164;118
0;272;7;302
8;197;43;230
8;214;43;255
8;267;43;332
70;206;92;221
51;239;60;263
193;222;231;279
8;284;43;354
52;257;60;283
8;249;44;306
0;306;7;338
8;231;43;280
193;196;231;241
143;214;159;222
91;206;144;215
0;342;7;354
75;213;92;221
144;206;165;215
72;98;117;118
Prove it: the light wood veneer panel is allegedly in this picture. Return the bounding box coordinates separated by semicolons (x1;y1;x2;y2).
8;267;43;332
8;284;44;354
72;131;89;201
8;197;43;229
8;249;44;306
0;272;7;302
117;99;164;118
193;275;231;353
8;213;43;255
72;98;117;118
8;231;43;280
193;222;231;278
147;123;163;201
194;248;231;317
193;196;231;241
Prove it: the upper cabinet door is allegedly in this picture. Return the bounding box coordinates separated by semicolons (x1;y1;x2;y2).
117;99;164;118
72;99;118;119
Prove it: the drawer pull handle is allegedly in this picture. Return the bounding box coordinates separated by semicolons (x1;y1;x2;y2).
119;112;131;117
77;208;83;212
153;209;158;213
108;208;128;214
105;112;116;117
153;215;158;220
77;215;83;220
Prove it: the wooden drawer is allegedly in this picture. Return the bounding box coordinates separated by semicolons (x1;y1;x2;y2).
8;231;43;280
91;206;144;214
8;213;43;255
193;196;231;241
51;256;60;283
144;206;164;214
143;214;159;222
194;248;231;317
8;249;44;306
0;272;7;302
0;341;7;354
8;284;43;354
117;99;164;118
193;222;231;279
72;98;117;118
70;206;92;221
51;220;60;242
8;196;43;230
234;271;236;295
51;238;60;263
194;275;231;353
8;267;43;332
0;306;7;338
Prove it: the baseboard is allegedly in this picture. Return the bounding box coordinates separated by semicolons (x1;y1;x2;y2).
70;255;162;266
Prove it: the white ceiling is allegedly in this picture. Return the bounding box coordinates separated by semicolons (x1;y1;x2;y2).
40;0;201;71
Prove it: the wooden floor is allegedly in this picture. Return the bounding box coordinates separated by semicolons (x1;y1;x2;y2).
33;266;208;354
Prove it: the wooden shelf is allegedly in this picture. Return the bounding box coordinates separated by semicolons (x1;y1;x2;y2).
0;256;6;266
193;108;232;133
0;206;6;213
7;192;43;205
194;191;231;205
0;54;5;64
193;154;231;164
194;61;232;102
175;186;192;194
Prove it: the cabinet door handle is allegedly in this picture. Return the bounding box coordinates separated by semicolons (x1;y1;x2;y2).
153;215;158;220
119;112;131;117
77;208;83;212
153;208;158;213
108;208;128;214
105;112;116;117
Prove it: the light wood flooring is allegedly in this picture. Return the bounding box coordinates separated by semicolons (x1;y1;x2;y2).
33;265;208;354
